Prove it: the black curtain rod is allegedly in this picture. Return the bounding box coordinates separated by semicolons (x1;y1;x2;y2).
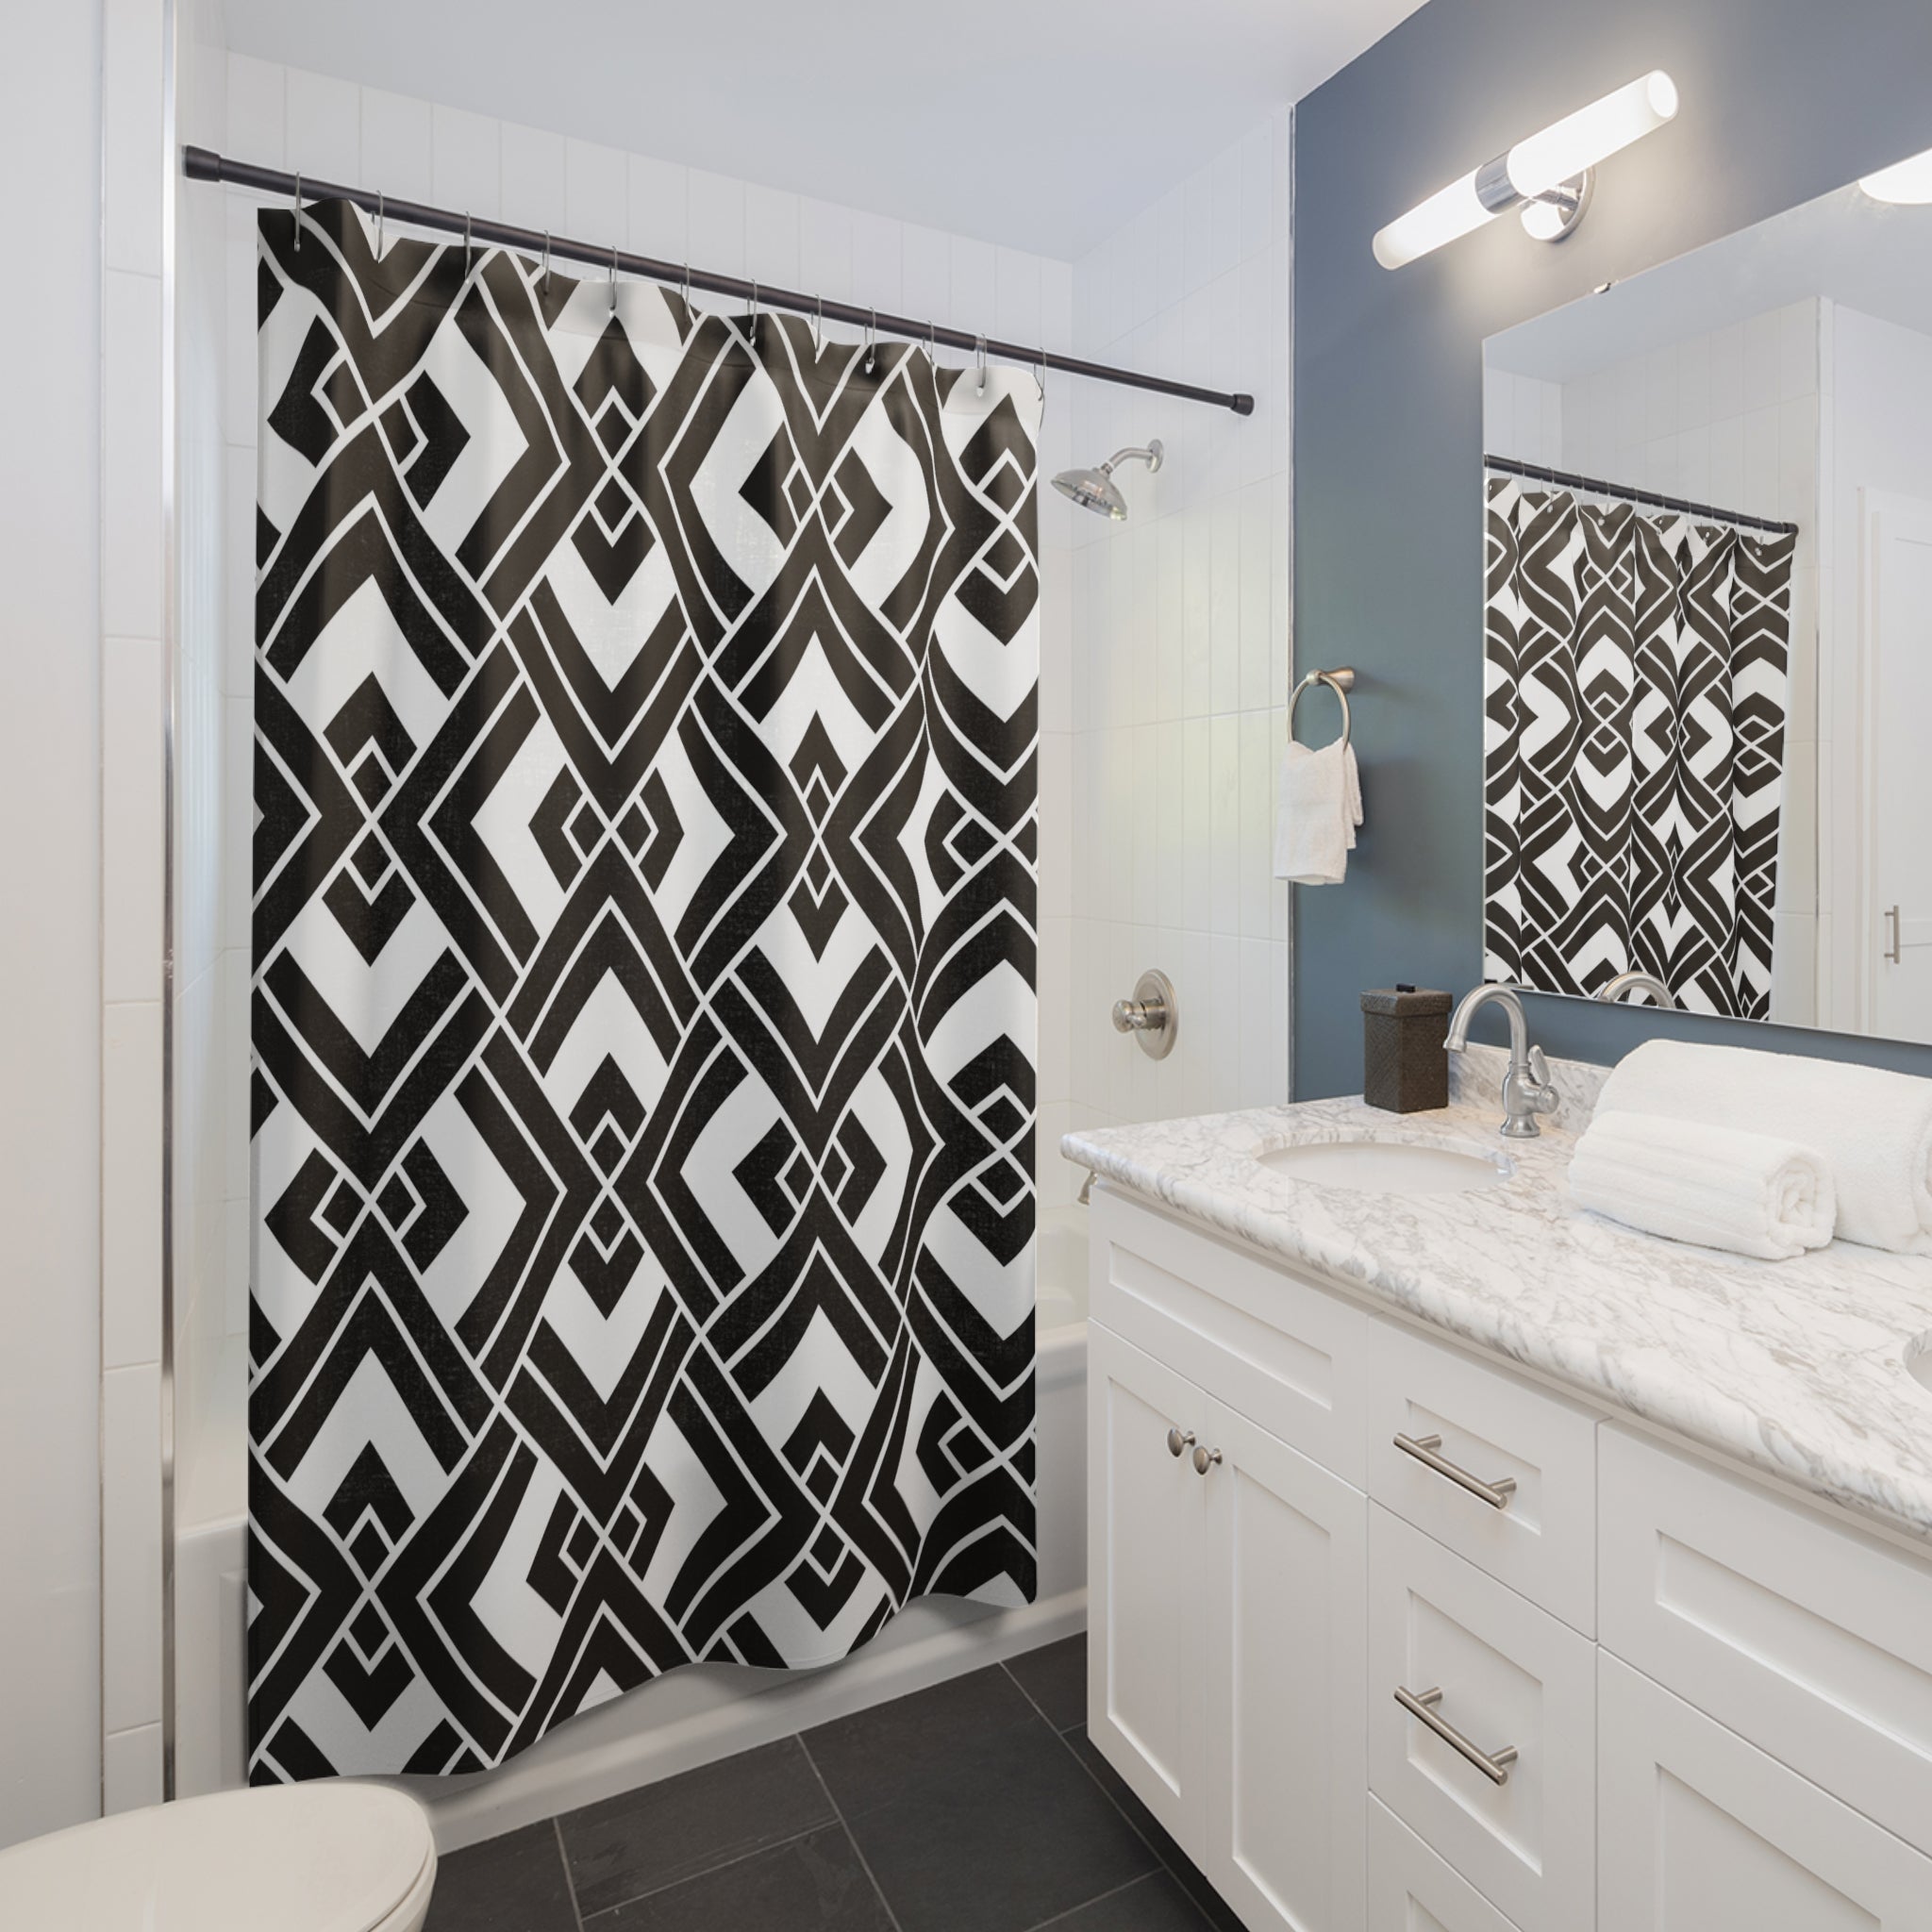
1484;454;1797;537
183;145;1255;417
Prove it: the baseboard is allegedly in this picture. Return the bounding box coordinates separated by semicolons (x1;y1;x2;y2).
417;1588;1088;1854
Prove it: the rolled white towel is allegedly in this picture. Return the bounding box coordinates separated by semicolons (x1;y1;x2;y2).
1568;1112;1835;1260
1594;1039;1932;1256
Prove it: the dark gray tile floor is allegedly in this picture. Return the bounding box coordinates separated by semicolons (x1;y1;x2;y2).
425;1635;1241;1932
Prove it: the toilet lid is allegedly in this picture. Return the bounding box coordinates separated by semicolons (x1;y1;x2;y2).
0;1783;434;1932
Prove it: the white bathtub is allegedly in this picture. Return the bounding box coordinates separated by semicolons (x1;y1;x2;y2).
175;1208;1094;1848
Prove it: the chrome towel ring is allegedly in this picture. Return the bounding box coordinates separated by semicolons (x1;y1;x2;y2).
1287;666;1357;749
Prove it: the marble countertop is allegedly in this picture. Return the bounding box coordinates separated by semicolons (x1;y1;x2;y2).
1061;1074;1932;1544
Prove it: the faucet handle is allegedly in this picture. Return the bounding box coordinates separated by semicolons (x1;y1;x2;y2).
1526;1045;1558;1113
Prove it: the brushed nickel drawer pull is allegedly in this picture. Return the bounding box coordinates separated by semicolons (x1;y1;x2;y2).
1166;1426;1196;1458
1393;1432;1517;1510
1191;1444;1223;1476
1394;1685;1519;1786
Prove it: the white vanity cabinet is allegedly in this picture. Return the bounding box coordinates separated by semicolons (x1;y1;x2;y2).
1084;1186;1932;1932
1088;1239;1369;1932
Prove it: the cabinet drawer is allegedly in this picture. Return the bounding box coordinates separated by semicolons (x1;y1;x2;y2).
1091;1191;1367;1483
1600;1423;1932;1859
1366;1316;1598;1634
1368;1796;1522;1932
1600;1652;1932;1931
1369;1507;1594;1932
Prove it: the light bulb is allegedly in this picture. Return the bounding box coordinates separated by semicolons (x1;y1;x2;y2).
1372;169;1491;271
1506;71;1679;201
1860;147;1932;205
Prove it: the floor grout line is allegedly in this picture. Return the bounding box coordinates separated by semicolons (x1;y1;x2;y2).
1019;1871;1156;1931
569;1816;838;1924
552;1816;586;1932
1044;1712;1221;1928
795;1729;908;1932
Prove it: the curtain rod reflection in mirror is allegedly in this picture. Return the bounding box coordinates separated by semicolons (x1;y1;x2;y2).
1483;454;1798;537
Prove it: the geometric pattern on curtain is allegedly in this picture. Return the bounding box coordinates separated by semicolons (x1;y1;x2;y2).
246;200;1040;1781
1483;476;1795;1019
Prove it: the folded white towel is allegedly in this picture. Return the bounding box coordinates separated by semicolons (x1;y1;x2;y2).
1274;740;1363;885
1595;1039;1932;1256
1568;1112;1835;1260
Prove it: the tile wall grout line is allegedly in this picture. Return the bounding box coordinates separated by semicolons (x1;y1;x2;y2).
552;1816;587;1932
794;1729;908;1932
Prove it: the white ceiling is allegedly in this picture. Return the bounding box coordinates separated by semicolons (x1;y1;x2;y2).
1490;176;1932;383
223;0;1426;259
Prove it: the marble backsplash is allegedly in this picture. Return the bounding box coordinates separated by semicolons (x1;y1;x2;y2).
1448;1041;1608;1134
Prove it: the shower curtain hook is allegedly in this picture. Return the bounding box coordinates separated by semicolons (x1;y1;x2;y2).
927;319;940;368
975;333;989;396
1035;356;1047;420
681;261;691;309
292;171;302;251
812;293;823;352
748;279;759;343
864;308;876;375
462;210;473;277
375;190;385;260
609;242;619;311
541;229;550;289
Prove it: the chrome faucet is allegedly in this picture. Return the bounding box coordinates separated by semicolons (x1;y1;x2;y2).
1444;983;1558;1140
1592;969;1677;1008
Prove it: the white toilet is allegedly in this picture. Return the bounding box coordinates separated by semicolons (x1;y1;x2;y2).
0;1782;436;1931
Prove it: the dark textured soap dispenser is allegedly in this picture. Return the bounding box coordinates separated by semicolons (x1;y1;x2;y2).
1360;984;1452;1113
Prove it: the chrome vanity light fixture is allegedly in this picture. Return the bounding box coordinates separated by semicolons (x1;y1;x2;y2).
1053;440;1163;520
1372;70;1679;270
1859;146;1932;203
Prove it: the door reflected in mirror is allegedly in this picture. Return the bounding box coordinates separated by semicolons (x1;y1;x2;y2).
1483;143;1932;1044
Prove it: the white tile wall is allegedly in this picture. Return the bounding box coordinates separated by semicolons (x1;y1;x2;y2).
1057;111;1292;1195
0;0;107;1847
93;0;175;1819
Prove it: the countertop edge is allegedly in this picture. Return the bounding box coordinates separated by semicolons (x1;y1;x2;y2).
1061;1125;1932;1552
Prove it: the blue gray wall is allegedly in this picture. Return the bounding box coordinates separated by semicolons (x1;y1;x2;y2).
1291;0;1932;1095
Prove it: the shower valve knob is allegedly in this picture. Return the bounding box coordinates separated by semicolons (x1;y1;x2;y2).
1111;970;1178;1060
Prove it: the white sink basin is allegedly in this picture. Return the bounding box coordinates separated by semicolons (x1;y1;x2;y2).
1254;1137;1510;1196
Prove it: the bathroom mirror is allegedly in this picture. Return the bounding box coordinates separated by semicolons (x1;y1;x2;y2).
1482;143;1932;1045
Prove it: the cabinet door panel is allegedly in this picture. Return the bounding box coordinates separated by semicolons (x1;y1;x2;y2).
1367;1797;1521;1932
1088;1324;1209;1846
1599;1653;1932;1930
1366;1315;1598;1636
1368;1507;1593;1932
1091;1192;1367;1483
1600;1423;1932;1857
1203;1393;1367;1932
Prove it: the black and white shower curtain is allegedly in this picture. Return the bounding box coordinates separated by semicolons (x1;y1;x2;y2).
245;201;1040;1781
1483;475;1795;1020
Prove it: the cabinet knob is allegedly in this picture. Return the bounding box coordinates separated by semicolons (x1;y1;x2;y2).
1166;1425;1196;1458
1191;1445;1223;1476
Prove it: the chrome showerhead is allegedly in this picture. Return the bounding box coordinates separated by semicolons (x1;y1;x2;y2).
1051;439;1163;520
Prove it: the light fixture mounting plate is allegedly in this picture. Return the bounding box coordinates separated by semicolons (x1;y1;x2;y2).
1521;169;1594;243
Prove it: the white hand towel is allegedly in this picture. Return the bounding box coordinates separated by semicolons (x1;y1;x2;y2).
1274;741;1363;885
1567;1112;1835;1260
1594;1039;1932;1256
